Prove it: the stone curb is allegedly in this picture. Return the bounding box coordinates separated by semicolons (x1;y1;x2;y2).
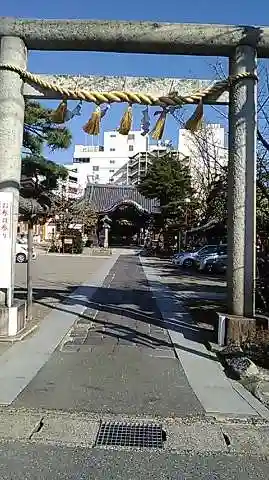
0;408;268;455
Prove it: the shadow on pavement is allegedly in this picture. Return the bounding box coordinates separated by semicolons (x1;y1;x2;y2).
14;255;228;362
15;280;221;362
141;259;227;332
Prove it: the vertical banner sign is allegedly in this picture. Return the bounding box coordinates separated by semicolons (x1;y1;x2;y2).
0;192;13;288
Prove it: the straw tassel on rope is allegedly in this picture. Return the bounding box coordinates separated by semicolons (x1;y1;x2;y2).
150;108;167;141
51;99;68;124
118;104;132;135
83;105;102;135
184;100;203;132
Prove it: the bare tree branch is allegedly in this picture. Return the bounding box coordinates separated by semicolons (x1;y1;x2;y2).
258;128;269;152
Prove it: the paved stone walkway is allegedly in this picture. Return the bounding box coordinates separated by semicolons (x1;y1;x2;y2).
13;254;204;417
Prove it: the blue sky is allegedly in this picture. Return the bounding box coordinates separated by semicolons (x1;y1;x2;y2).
2;0;269;164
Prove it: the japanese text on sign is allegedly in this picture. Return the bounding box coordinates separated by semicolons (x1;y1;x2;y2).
0;199;11;240
0;192;13;289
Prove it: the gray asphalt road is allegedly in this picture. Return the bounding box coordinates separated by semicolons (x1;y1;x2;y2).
0;440;267;480
14;254;108;327
13;254;203;416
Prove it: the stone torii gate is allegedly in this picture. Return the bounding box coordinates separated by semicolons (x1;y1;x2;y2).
0;18;265;335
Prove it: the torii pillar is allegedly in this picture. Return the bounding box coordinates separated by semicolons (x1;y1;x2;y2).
0;36;27;334
228;45;257;317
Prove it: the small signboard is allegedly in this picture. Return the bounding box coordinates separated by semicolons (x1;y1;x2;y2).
0;192;13;288
64;238;73;245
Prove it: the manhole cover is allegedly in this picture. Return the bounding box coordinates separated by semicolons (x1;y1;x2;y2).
95;422;165;448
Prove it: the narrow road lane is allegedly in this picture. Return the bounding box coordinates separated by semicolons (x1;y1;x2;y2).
14;254;204;416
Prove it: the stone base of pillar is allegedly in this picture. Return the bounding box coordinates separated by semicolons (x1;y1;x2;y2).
0;299;27;337
216;312;258;346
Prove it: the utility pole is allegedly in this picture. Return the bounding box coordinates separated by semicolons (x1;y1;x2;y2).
27;216;34;321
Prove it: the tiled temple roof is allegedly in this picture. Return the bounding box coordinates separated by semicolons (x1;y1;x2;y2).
85;184;159;214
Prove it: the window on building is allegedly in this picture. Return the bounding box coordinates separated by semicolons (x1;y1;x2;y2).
110;148;116;152
69;176;77;183
109;169;115;173
93;166;99;171
110;160;115;164
129;145;134;151
74;157;90;163
128;133;135;140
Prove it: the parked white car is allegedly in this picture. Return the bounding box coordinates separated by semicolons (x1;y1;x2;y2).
16;241;37;263
172;245;220;268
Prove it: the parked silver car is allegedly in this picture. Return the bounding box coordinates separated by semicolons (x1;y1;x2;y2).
172;245;220;268
203;254;228;274
195;245;227;273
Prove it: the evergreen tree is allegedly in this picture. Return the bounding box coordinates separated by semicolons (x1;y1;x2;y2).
21;100;73;211
138;153;194;223
23;99;72;155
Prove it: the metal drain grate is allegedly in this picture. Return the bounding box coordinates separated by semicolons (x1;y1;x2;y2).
95;422;165;449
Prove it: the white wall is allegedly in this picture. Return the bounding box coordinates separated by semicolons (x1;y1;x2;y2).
73;145;102;159
55;164;81;199
74;154;129;187
72;130;149;187
103;130;148;155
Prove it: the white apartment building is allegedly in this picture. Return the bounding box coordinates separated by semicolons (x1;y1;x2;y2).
111;145;172;186
72;130;149;191
178;123;227;195
56;164;82;199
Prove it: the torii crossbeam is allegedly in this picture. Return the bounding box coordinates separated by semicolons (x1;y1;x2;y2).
0;17;261;336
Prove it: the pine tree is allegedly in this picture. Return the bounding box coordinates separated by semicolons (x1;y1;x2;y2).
21;100;73;212
23;99;72;155
138;153;194;222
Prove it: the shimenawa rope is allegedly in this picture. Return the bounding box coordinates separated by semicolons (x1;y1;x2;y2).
0;63;257;107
